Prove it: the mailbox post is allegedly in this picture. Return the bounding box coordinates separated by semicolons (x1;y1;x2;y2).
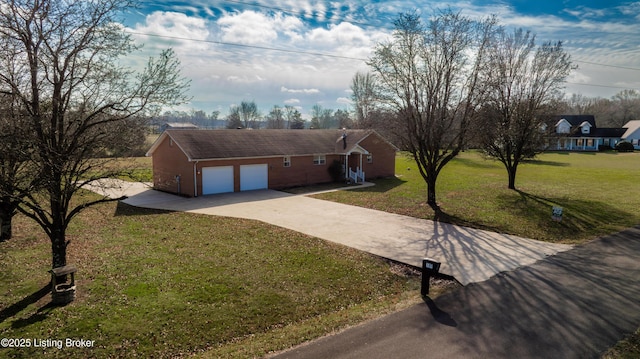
421;258;441;296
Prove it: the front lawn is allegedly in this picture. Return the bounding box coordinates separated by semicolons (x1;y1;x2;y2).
314;151;640;244
0;199;442;358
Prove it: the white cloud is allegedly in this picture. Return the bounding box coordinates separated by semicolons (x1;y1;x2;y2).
217;10;304;45
284;98;301;104
227;75;267;84
281;86;321;94
304;22;386;59
336;97;352;105
130;11;210;52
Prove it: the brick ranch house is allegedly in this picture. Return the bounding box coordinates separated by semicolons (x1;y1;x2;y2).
146;129;398;197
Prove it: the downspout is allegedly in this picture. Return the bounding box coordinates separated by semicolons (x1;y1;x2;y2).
193;161;199;197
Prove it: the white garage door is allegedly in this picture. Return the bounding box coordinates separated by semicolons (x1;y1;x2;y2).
202;166;234;195
240;164;268;191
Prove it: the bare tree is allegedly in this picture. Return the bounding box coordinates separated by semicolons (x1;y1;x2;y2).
611;89;640;127
310;104;335;129
266;105;285;129
368;10;495;209
239;100;261;129
0;94;37;241
478;28;573;189
226;106;243;128
334;109;353;129
0;0;189;269
284;105;305;129
559;94;617;127
351;71;379;128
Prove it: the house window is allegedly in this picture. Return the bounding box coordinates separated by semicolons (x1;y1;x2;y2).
367;154;373;163
283;156;291;167
313;155;326;165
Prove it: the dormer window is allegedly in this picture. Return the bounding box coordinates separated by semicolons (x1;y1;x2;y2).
556;119;571;134
580;121;592;135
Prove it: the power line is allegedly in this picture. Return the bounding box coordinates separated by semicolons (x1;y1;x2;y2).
565;82;639;90
125;31;367;61
573;59;640;72
128;30;640;91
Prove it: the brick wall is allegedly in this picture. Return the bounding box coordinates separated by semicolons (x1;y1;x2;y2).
151;136;195;196
151;131;397;197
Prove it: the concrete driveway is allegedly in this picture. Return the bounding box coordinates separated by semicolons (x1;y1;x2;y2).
88;180;572;285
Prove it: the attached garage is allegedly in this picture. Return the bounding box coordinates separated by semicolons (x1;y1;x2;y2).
202;166;234;195
240;164;268;191
147;129;398;197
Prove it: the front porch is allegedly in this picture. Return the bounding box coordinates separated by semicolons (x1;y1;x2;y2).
343;146;368;183
555;137;621;151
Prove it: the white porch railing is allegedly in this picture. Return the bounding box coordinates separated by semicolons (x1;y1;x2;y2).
349;167;365;183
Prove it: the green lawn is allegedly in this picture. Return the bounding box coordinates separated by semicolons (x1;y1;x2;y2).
0;199;433;358
314;151;640;244
2;151;638;358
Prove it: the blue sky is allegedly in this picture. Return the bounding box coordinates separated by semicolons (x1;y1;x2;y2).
120;0;640;118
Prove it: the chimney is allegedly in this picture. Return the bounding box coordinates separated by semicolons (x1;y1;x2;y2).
342;131;347;150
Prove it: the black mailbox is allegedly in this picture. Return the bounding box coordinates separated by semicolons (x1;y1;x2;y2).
421;258;441;296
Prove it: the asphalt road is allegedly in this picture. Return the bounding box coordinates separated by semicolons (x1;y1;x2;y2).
270;226;640;359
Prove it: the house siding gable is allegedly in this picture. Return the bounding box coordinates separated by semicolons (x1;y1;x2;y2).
152;135;195;196
357;133;396;178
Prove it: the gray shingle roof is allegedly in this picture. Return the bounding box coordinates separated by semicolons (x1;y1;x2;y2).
150;129;380;160
554;115;596;127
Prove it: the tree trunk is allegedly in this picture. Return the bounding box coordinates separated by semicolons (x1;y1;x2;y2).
0;208;12;241
51;230;68;269
507;165;517;190
426;176;439;210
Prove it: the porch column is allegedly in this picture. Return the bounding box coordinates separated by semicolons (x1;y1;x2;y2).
344;154;349;179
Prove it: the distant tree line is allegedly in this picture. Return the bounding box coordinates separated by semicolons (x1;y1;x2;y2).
153;102;370;131
558;90;640;128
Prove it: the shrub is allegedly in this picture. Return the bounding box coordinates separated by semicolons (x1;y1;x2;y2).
615;141;635;152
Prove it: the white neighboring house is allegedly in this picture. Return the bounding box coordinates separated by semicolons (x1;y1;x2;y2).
621;120;640;150
552;115;627;151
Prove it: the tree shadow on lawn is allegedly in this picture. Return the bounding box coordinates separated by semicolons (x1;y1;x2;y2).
453;157;500;169
505;190;632;241
113;201;175;217
522;159;570;167
0;283;51;326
